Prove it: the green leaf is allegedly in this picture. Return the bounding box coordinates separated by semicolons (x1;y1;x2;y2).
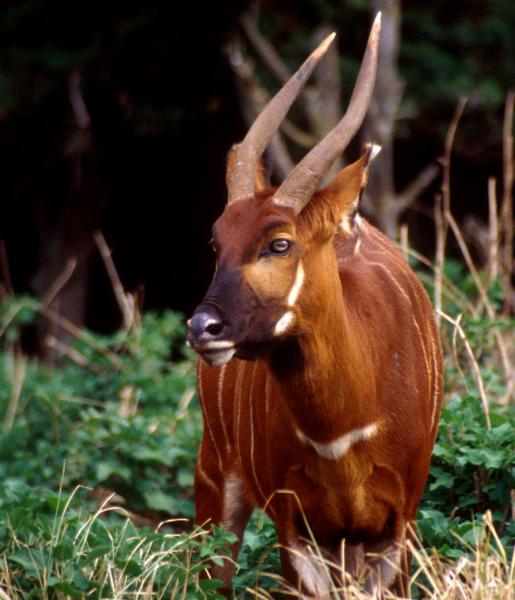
430;471;455;491
48;580;83;598
52;540;74;561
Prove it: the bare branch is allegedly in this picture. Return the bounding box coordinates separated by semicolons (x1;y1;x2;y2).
41;256;77;307
68;70;91;130
397;163;440;211
0;240;13;295
240;13;290;85
240;11;315;126
37;304;123;370
45;334;104;373
442;98;467;218
226;39;295;180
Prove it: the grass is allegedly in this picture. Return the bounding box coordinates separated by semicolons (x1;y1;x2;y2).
0;257;511;599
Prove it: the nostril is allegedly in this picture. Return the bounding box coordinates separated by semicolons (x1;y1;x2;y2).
205;320;224;336
189;311;225;341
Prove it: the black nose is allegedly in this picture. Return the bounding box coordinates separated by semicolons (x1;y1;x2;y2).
188;310;225;343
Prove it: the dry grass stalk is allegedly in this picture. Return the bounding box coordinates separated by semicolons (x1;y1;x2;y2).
445;211;512;400
37;304;123;370
3;354;26;431
487;177;499;284
442;98;468;218
438;310;491;429
434;99;467;328
501;91;514;316
93;231;135;332
434;193;445;329
399;223;409;262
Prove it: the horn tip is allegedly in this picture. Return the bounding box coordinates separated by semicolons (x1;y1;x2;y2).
372;11;382;33
315;32;336;58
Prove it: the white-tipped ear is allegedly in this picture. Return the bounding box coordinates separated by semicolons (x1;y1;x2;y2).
365;142;382;164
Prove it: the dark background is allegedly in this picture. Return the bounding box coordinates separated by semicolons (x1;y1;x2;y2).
0;0;513;340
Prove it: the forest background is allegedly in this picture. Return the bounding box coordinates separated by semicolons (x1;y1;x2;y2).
0;0;513;597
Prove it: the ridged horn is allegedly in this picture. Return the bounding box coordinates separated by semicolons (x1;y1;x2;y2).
227;33;336;203
273;12;382;212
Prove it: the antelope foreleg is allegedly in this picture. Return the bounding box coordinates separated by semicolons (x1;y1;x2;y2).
195;457;252;592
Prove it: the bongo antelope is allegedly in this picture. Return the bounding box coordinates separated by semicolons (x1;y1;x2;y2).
187;14;442;595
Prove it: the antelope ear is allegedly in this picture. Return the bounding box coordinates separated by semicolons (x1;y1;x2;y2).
318;143;381;232
226;144;268;198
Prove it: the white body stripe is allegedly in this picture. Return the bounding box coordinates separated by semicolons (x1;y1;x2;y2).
367;258;432;400
198;361;223;470
249;362;267;503
217;364;231;451
429;334;440;432
234;361;246;466
297;423;378;460
197;457;218;493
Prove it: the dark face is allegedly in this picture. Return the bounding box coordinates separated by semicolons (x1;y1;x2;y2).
187;194;306;366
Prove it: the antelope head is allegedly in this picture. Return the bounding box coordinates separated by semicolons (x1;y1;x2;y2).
188;15;381;367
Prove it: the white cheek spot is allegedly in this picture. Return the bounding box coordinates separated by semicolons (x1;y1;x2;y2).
274;311;294;336
287;263;304;307
297;423;379;460
353;236;362;256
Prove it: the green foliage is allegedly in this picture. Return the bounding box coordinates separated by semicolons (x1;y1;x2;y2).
0;302;199;518
0;301;231;595
0;275;513;595
232;513;281;592
402;1;515;109
0;479;232;598
420;395;514;559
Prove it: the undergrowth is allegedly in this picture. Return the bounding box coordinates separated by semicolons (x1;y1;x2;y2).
0;264;512;598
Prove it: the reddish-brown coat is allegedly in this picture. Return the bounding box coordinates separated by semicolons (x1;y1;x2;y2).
193;162;442;592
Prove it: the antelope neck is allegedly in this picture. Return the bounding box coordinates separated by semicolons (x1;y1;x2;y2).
270;267;373;442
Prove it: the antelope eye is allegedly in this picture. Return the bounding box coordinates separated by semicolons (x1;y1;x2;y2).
268;238;291;255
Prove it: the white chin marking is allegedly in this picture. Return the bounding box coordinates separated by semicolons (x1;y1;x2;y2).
274;311;294;336
201;347;236;366
202;340;235;350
